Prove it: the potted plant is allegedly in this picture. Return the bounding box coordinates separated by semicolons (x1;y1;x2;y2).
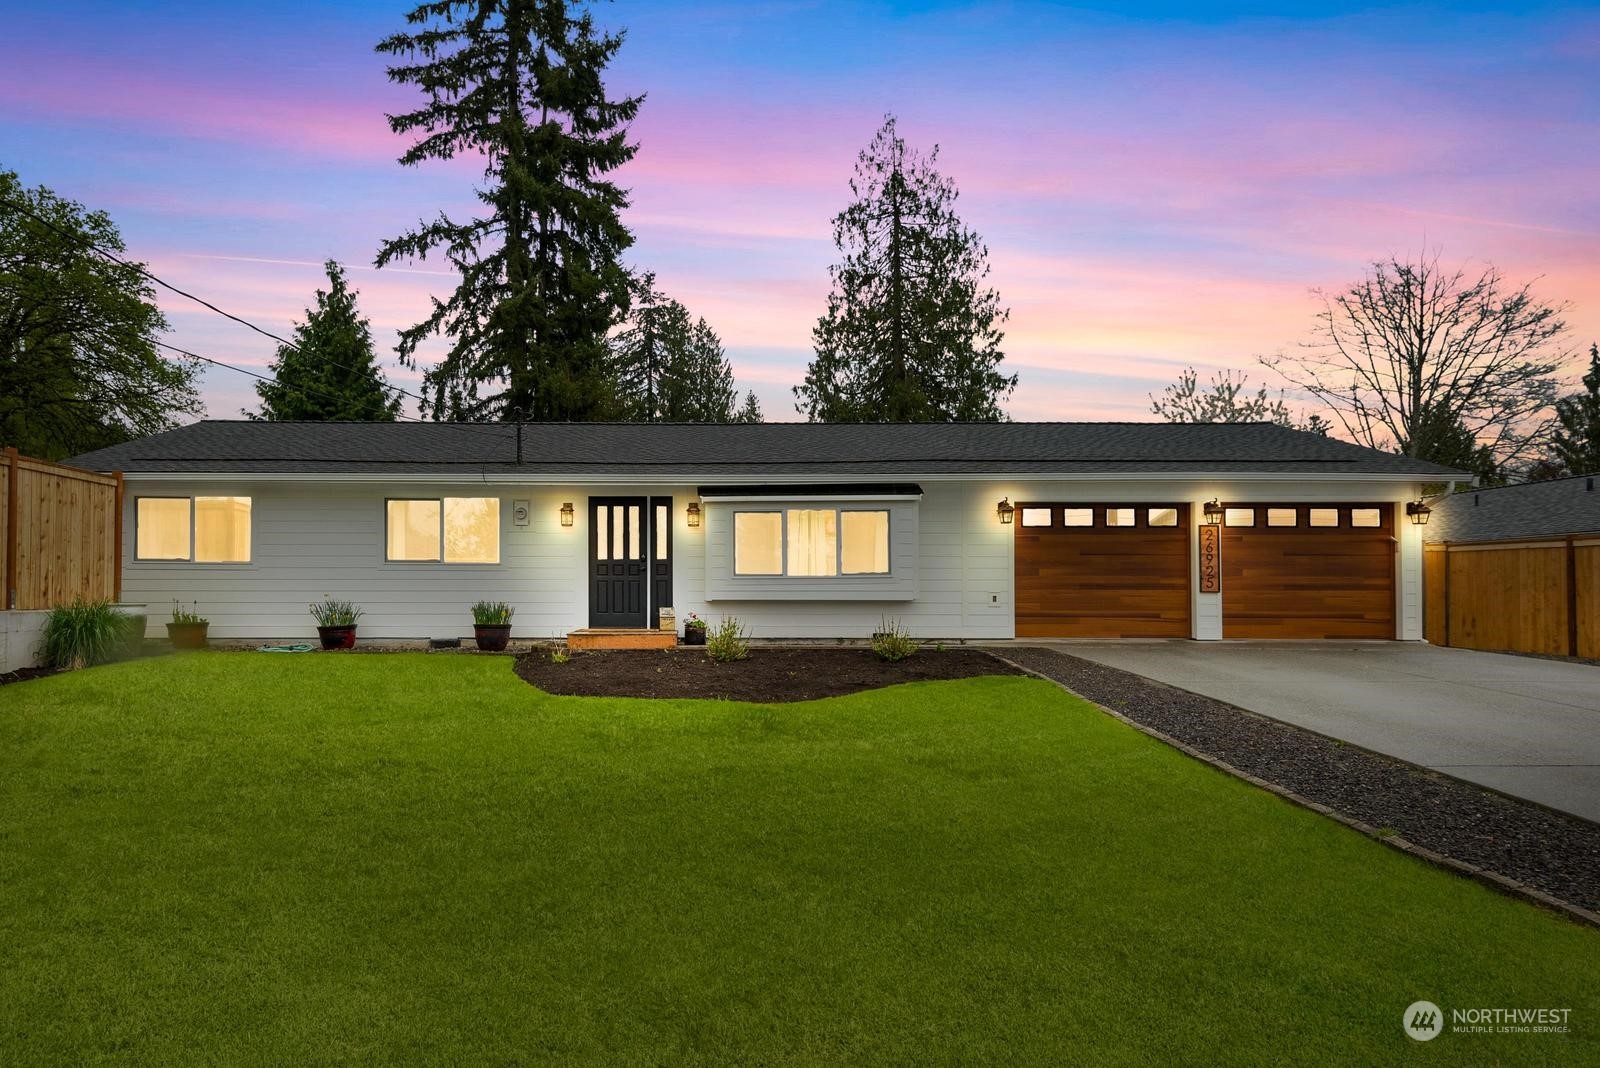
471;600;515;652
310;597;363;650
166;601;209;650
682;612;708;646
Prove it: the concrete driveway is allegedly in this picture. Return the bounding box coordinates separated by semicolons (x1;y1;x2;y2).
1052;642;1600;823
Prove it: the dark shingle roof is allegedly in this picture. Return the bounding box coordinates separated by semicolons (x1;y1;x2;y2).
1427;474;1600;543
64;420;1466;479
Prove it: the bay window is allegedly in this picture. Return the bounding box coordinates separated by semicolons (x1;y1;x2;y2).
733;507;889;576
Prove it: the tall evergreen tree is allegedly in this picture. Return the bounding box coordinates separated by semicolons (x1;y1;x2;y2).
0;170;200;459
796;116;1015;423
249;261;401;421
376;0;640;421
1550;343;1600;476
610;275;750;422
733;390;763;424
1405;399;1502;485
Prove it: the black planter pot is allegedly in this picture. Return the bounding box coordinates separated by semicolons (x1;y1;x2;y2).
683;627;707;646
317;625;357;650
474;623;512;652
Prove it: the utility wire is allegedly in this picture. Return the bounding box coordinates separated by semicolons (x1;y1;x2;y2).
0;192;515;443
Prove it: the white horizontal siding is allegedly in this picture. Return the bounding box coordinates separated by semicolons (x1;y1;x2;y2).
118;475;1425;641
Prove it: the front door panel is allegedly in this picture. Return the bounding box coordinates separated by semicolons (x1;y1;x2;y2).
590;498;649;628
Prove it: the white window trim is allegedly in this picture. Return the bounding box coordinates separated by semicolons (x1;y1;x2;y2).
133;495;252;564
384;497;502;566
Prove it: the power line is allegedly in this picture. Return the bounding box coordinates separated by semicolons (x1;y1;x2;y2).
0;192;513;436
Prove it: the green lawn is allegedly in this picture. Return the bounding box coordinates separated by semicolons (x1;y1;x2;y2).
0;654;1595;1065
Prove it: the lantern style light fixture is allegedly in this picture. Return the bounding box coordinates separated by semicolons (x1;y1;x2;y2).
686;502;702;528
1202;499;1224;526
996;497;1015;525
1406;500;1432;526
559;501;575;528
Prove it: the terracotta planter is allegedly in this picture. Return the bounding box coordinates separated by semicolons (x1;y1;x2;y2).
474;623;512;652
317;625;357;650
683;627;707;646
166;621;209;650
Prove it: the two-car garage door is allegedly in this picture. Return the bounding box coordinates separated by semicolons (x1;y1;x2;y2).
1219;504;1395;639
1015;504;1191;638
1014;502;1396;639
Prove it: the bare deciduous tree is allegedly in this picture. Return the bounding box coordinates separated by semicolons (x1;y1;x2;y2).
1262;252;1568;470
1149;365;1293;424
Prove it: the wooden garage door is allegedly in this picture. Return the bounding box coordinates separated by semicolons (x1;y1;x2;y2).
1221;504;1395;639
1016;504;1190;638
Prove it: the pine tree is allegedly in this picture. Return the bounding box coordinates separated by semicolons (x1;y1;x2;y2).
610;275;748;422
1551;343;1600;476
375;0;640;421
250;261;401;421
733;391;763;423
1406;400;1502;485
796;116;1015;423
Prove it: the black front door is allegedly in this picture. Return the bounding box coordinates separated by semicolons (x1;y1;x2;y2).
590;498;649;628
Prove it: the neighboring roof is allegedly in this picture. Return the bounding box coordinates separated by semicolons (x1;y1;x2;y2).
64;420;1467;481
1427;474;1600;543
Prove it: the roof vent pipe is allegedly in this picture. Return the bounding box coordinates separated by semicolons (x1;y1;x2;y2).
1588;476;1594;491
1474;493;1480;506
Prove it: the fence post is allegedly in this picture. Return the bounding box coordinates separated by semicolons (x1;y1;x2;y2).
1567;537;1579;658
1442;543;1451;648
113;471;125;603
4;447;18;611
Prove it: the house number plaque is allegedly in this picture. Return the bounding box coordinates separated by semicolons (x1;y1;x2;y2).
1199;525;1221;593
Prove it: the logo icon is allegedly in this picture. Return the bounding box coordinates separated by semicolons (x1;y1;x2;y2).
1404;1001;1444;1041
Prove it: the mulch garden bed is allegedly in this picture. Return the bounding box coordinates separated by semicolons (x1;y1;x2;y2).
514;646;1021;702
1001;646;1600;916
0;666;58;688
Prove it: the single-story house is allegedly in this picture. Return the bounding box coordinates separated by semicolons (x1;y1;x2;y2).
66;420;1462;643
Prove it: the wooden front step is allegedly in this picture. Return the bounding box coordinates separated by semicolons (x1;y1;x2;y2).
567;628;678;651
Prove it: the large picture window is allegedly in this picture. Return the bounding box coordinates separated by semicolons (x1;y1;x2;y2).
733;508;890;576
135;496;252;562
386;497;500;563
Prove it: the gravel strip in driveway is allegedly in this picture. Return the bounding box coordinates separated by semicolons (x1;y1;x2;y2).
1001;646;1600;916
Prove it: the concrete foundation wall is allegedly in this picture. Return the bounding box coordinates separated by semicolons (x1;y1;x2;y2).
0;611;48;673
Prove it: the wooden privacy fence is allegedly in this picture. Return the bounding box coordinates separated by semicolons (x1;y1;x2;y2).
1424;537;1600;659
2;448;123;611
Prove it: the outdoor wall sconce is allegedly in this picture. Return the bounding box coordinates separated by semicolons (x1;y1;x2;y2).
686;502;702;528
1406;500;1432;526
1202;499;1223;525
996;498;1015;525
559;502;574;527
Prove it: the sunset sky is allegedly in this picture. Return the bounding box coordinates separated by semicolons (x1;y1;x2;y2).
5;0;1598;422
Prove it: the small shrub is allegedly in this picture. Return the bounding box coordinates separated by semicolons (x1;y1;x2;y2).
39;598;130;670
471;600;515;625
871;618;918;662
310;597;363;628
550;647;570;664
705;616;749;663
170;600;207;625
